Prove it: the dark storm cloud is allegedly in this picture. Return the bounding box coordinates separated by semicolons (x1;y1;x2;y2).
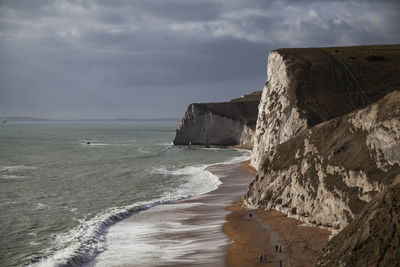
0;0;399;119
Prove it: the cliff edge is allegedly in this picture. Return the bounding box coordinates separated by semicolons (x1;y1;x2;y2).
251;44;400;170
173;91;261;146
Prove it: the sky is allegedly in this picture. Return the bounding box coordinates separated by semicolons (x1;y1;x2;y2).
0;0;399;120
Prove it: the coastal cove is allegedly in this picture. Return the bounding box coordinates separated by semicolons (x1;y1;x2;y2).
170;44;400;266
0;121;250;267
3;0;400;265
88;159;330;267
88;161;254;266
3;120;320;267
2;41;399;266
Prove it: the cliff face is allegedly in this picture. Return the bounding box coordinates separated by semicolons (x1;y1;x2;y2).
173;91;261;146
244;90;400;231
317;174;400;267
251;45;400;170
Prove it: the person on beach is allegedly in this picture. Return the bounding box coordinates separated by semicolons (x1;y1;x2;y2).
260;255;263;263
279;245;282;253
263;254;267;262
275;245;278;252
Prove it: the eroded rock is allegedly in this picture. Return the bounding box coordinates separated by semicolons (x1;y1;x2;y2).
245;91;400;232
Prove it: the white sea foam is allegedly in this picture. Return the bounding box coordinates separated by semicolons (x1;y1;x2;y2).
0;165;36;171
137;147;150;154
36;203;50;210
29;149;251;267
87;203;202;267
0;165;36;179
29;198;187;267
0;200;18;206
82;142;110;147
80;140;135;147
160;144;173;152
155;165;222;200
0;174;26;179
162;142;173;146
220;148;252;165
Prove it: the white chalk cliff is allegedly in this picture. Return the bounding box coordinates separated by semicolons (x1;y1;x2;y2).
173;92;261;146
251;51;308;170
245;91;400;231
251;46;400;171
246;45;400;233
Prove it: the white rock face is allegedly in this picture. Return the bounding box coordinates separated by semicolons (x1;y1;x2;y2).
173;104;255;146
240;124;256;146
245;91;400;232
349;97;400;170
251;51;308;170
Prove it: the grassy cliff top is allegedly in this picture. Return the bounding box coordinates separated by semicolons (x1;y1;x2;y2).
275;44;400;126
192;90;262;126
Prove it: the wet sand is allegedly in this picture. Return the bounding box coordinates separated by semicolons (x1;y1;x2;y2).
90;161;255;266
92;160;329;266
162;162;256;266
170;160;330;266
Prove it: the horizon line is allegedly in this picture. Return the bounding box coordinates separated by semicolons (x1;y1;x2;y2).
2;116;181;122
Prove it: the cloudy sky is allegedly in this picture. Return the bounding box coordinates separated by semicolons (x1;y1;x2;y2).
1;0;399;119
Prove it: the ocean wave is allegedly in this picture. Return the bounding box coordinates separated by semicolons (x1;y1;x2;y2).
80;142;110;147
0;200;18;206
137;143;173;156
220;148;252;165
161;142;173;146
28;197;186;267
0;165;36;179
36;203;51;210
152;148;251;199
69;207;78;213
160;143;173;152
152;164;222;199
28;149;251;267
80;141;135;147
0;165;37;172
0;174;27;179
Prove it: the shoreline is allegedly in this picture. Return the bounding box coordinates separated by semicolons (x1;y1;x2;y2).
159;158;330;266
91;157;330;266
89;160;255;266
167;161;257;266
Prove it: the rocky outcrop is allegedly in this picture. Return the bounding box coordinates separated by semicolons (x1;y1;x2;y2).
173;91;261;146
317;174;400;267
251;45;400;170
244;91;400;231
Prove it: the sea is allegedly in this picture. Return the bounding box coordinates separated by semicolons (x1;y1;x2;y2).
0;121;250;267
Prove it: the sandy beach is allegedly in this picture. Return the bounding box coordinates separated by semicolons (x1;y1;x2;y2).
89;160;254;266
164;161;257;266
222;162;331;267
161;160;330;266
90;159;329;266
223;200;330;267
